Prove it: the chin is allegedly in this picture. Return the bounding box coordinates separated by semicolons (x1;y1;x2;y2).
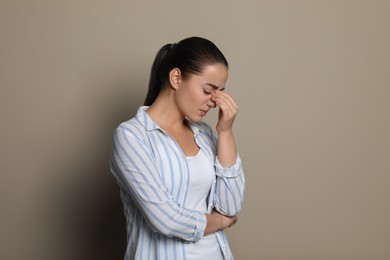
187;115;203;122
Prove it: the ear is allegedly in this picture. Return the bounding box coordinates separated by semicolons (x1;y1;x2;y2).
169;68;181;90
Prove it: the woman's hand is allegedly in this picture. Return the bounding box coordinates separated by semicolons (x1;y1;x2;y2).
204;210;238;236
214;210;238;229
211;91;238;134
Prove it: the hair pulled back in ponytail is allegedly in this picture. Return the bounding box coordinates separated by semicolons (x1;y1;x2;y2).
143;37;228;106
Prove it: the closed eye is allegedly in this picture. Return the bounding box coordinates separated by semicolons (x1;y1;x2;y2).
205;83;225;91
203;89;212;95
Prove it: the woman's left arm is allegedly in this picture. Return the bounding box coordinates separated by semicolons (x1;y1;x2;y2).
212;91;238;166
211;91;245;216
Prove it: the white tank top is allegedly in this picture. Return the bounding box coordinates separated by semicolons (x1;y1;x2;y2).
185;149;223;260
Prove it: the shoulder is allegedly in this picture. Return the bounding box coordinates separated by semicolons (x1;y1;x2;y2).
117;116;142;130
113;116;148;144
114;106;152;137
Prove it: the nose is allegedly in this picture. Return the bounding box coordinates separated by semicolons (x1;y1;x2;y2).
207;97;216;108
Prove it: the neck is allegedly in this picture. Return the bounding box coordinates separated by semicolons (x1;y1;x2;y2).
146;88;185;131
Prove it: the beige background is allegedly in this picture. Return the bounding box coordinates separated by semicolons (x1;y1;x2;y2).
1;1;389;259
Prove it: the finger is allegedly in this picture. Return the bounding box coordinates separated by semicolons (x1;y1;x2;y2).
211;93;233;109
212;94;238;114
212;95;237;117
212;91;238;110
228;217;238;227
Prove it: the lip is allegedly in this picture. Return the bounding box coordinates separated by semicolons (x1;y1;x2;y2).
200;109;209;116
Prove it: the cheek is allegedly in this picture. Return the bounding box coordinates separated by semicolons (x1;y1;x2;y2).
198;94;211;105
178;85;208;107
186;89;206;105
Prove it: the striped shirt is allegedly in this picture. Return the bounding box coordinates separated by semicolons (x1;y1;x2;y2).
110;106;245;260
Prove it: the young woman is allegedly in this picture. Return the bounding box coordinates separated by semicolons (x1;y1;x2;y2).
110;36;245;260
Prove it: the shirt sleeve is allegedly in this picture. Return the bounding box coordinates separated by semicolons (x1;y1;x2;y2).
197;122;245;216
213;154;245;216
110;125;206;242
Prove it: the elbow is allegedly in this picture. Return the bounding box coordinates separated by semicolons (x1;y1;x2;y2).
144;210;203;242
215;193;245;216
214;202;243;217
148;220;200;242
230;204;243;216
146;215;179;237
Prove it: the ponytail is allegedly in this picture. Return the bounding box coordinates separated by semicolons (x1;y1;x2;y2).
144;44;172;106
143;37;228;106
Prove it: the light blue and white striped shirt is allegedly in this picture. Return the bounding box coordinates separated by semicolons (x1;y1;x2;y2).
110;106;245;260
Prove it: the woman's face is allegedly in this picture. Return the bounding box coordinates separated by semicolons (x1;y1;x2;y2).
175;63;228;122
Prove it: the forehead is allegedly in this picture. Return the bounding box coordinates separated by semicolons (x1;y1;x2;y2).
190;64;228;87
202;63;228;75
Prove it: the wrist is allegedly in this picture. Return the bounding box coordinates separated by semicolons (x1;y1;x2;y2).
217;129;234;138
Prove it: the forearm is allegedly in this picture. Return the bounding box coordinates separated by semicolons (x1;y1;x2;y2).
217;130;237;167
204;214;222;235
214;151;245;216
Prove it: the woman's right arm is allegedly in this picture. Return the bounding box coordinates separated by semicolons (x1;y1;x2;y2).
111;125;207;242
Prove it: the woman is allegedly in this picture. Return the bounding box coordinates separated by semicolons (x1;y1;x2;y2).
110;36;245;260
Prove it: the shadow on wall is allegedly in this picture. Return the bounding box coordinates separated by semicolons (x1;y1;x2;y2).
55;170;128;260
44;80;143;260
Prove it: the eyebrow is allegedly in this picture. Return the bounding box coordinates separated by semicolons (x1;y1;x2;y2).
206;83;225;91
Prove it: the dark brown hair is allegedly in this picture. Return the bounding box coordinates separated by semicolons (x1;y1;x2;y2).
144;36;228;106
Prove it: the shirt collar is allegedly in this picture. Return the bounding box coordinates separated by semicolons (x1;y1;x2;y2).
135;106;203;137
185;119;201;138
135;106;161;131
